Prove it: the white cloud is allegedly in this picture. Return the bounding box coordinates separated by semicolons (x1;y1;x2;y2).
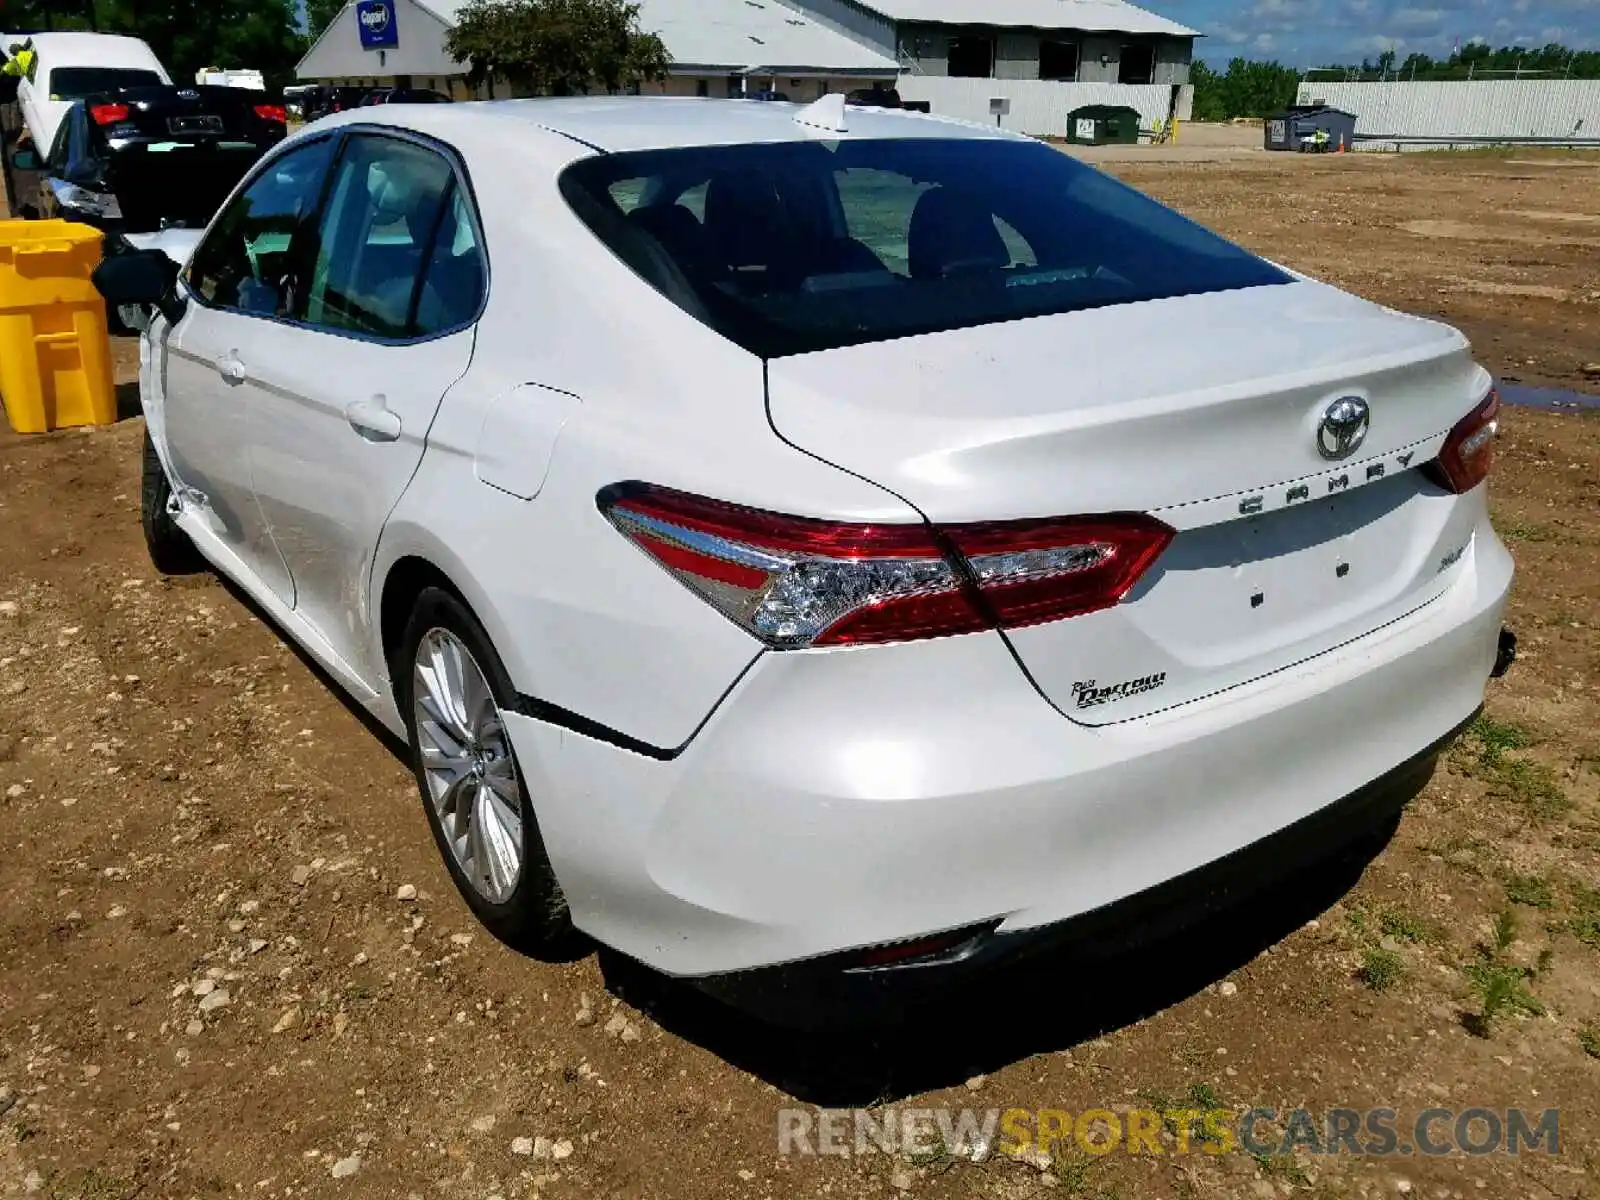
1389;7;1446;29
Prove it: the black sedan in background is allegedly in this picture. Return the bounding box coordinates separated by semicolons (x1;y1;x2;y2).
7;85;287;233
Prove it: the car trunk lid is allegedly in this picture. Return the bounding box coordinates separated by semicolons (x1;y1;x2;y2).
765;279;1490;724
96;86;277;230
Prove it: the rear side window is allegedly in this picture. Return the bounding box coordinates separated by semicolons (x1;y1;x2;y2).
561;138;1290;357
48;66;164;99
303;135;484;339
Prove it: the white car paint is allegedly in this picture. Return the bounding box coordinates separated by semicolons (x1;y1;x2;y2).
133;98;1513;981
5;32;169;156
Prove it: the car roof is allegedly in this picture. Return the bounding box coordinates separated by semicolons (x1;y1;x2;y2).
7;32;167;73
309;96;1019;156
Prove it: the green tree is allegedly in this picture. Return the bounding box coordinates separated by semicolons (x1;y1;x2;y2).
4;0;307;87
1190;57;1300;120
445;0;670;96
116;0;305;86
1;0;97;29
305;0;347;43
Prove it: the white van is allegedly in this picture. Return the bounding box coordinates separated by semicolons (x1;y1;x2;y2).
2;32;170;156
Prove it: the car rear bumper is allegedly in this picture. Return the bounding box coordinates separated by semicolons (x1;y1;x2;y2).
691;707;1465;1025
502;508;1513;987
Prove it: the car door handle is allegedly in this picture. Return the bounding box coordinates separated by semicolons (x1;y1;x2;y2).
217;354;247;385
345;399;403;443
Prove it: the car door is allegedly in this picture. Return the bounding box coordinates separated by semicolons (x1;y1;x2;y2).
35;107;75;217
37;105;115;223
161;135;340;607
244;130;484;683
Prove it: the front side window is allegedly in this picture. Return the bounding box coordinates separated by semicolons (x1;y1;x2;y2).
303;135;481;339
560;137;1291;358
185;137;337;315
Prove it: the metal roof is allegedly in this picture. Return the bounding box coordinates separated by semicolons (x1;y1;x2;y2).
848;0;1199;36
416;0;899;73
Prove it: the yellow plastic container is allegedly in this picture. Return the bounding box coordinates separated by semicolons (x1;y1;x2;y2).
0;219;117;434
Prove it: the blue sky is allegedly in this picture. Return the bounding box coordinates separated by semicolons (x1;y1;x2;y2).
1151;0;1600;67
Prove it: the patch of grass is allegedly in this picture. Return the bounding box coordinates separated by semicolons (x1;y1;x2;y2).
1466;715;1537;766
1053;1151;1094;1195
1569;886;1600;949
907;1133;956;1171
1464;961;1544;1036
1496;520;1565;545
1420;833;1491;878
1486;758;1573;821
1252;1154;1312;1187
1344;905;1369;936
1361;946;1406;992
1463;909;1547;1036
1379;907;1432;944
1579;1026;1600;1059
1504;872;1556;910
1535;947;1556;977
1492;907;1519;954
1449;720;1571;819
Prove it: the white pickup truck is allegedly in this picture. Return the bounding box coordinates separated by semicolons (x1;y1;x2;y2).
2;31;170;157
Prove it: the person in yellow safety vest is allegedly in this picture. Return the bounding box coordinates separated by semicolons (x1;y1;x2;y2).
1313;127;1331;152
2;43;36;81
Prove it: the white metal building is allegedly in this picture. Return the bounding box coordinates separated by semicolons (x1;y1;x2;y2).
296;0;900;100
787;0;1199;85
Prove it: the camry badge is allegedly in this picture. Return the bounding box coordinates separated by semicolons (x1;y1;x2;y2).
1317;396;1371;461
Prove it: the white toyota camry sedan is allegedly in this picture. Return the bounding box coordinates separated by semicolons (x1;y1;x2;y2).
94;95;1514;1019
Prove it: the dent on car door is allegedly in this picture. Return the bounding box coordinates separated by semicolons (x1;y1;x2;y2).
244;132;483;686
162;135;339;608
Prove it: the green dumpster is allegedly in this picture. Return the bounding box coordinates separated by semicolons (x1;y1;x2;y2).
1065;104;1142;146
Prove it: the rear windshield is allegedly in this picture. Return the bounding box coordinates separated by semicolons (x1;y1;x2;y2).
49;67;164;99
560;137;1291;358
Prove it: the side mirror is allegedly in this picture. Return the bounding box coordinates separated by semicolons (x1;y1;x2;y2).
9;146;40;172
92;249;187;326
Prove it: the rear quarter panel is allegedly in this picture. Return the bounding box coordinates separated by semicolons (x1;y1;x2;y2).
372;124;921;748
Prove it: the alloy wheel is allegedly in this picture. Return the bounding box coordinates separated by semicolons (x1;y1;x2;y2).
412;627;524;904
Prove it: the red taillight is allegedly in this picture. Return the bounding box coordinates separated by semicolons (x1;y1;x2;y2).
1426;390;1501;494
599;483;1173;649
90;103;130;125
254;104;288;123
947;516;1174;629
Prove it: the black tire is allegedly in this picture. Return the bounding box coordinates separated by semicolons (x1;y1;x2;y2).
396;586;576;956
141;432;204;575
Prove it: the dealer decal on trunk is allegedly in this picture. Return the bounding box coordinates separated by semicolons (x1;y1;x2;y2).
1071;673;1168;710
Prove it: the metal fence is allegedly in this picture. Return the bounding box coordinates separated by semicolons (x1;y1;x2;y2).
1296;80;1600;150
894;77;1192;138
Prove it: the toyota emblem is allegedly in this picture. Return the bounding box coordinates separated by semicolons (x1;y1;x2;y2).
1317;396;1371;460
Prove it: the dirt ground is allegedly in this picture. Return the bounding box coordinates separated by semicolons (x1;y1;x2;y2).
2;146;1599;1200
